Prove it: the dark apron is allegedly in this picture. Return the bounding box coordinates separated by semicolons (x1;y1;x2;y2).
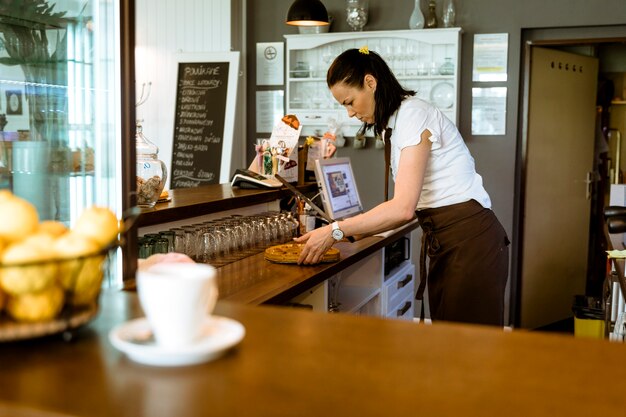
415;199;510;326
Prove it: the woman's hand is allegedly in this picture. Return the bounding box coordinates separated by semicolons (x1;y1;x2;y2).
293;225;335;264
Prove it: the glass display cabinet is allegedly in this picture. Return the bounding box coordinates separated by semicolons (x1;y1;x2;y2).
0;0;133;284
284;28;462;137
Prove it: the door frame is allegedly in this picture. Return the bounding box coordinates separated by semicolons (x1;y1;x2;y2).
513;25;626;328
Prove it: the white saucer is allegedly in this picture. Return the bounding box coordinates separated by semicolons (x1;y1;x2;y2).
108;316;245;367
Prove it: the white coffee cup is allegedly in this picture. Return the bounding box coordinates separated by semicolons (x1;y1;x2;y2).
137;263;218;349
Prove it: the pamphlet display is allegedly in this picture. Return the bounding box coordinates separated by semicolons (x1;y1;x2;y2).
231;115;302;188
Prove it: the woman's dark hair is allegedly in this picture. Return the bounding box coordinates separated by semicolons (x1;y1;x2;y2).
327;48;415;137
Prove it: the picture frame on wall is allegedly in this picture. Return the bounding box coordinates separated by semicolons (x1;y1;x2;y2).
6;90;22;115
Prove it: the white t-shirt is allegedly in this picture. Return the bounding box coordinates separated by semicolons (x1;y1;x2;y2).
386;97;491;210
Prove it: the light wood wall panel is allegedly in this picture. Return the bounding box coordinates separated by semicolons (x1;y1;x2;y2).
135;0;231;188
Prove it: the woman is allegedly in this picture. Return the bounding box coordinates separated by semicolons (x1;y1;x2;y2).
294;47;509;326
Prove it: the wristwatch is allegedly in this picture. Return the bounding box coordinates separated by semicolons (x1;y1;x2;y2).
331;222;344;241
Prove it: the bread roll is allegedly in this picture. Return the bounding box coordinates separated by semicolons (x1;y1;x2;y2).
0;190;39;243
6;285;65;322
73;206;120;248
0;241;57;295
54;232;104;306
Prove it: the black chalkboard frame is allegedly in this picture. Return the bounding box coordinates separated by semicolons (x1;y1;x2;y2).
171;52;240;187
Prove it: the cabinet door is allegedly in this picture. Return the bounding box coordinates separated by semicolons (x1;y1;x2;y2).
383;262;416;316
285;28;462;137
335;250;384;314
389;298;414;321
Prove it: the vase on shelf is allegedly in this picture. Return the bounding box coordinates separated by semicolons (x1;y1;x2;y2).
425;0;438;28
442;0;456;27
408;0;425;29
439;57;455;75
345;0;368;31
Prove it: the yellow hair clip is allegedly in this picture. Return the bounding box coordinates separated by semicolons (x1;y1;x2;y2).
358;46;369;55
305;136;315;146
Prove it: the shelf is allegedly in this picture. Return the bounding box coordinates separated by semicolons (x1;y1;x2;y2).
288;77;326;82
337;286;381;314
285;29;462;129
136;182;319;227
287;75;455;82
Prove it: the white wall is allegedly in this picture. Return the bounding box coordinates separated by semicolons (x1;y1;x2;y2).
135;0;232;188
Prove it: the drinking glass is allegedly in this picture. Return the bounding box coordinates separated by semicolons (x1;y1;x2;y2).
159;230;175;252
138;237;154;259
198;229;220;265
182;225;199;261
261;213;280;245
153;237;169;254
280;212;300;241
271;212;291;244
171;228;186;253
206;221;232;264
252;216;272;249
321;45;336;65
394;44;406;75
417;62;428;76
429;61;440;76
405;44;418;75
345;0;368;31
226;220;247;261
238;219;256;255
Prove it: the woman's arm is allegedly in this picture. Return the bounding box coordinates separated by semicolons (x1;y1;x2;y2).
295;132;432;264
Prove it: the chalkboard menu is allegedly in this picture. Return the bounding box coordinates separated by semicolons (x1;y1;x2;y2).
170;61;229;189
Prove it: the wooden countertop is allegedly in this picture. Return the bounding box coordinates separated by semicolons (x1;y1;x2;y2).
1;290;625;417
127;219;420;305
136;182;318;227
217;219;419;305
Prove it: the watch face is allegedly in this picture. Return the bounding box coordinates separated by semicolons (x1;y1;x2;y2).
332;228;344;240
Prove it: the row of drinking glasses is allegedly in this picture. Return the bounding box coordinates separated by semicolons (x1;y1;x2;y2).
141;211;299;267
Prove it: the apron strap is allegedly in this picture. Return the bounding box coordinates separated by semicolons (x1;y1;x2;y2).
415;216;439;301
384;127;392;202
416;225;429;301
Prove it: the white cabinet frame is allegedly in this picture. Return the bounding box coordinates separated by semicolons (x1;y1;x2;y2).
284;28;462;137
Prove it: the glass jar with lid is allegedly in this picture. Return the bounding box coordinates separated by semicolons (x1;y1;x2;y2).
136;120;167;208
439;57;455;75
293;61;310;78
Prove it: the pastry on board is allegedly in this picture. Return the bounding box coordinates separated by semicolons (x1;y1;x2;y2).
264;243;340;264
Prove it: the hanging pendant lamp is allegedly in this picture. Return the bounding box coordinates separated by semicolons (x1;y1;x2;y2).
286;0;330;26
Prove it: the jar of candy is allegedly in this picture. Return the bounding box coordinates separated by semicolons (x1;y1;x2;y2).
136;120;167;208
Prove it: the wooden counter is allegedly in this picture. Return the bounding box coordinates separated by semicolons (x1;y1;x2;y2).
136;182;318;227
126;181;324;282
130;189;420;306
1;290;625;417
217;219;419;305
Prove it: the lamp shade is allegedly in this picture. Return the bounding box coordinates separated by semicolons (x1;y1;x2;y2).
286;0;330;26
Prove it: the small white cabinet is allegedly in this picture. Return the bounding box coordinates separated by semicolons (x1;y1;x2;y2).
284;28;462;137
290;233;416;321
383;262;416;320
